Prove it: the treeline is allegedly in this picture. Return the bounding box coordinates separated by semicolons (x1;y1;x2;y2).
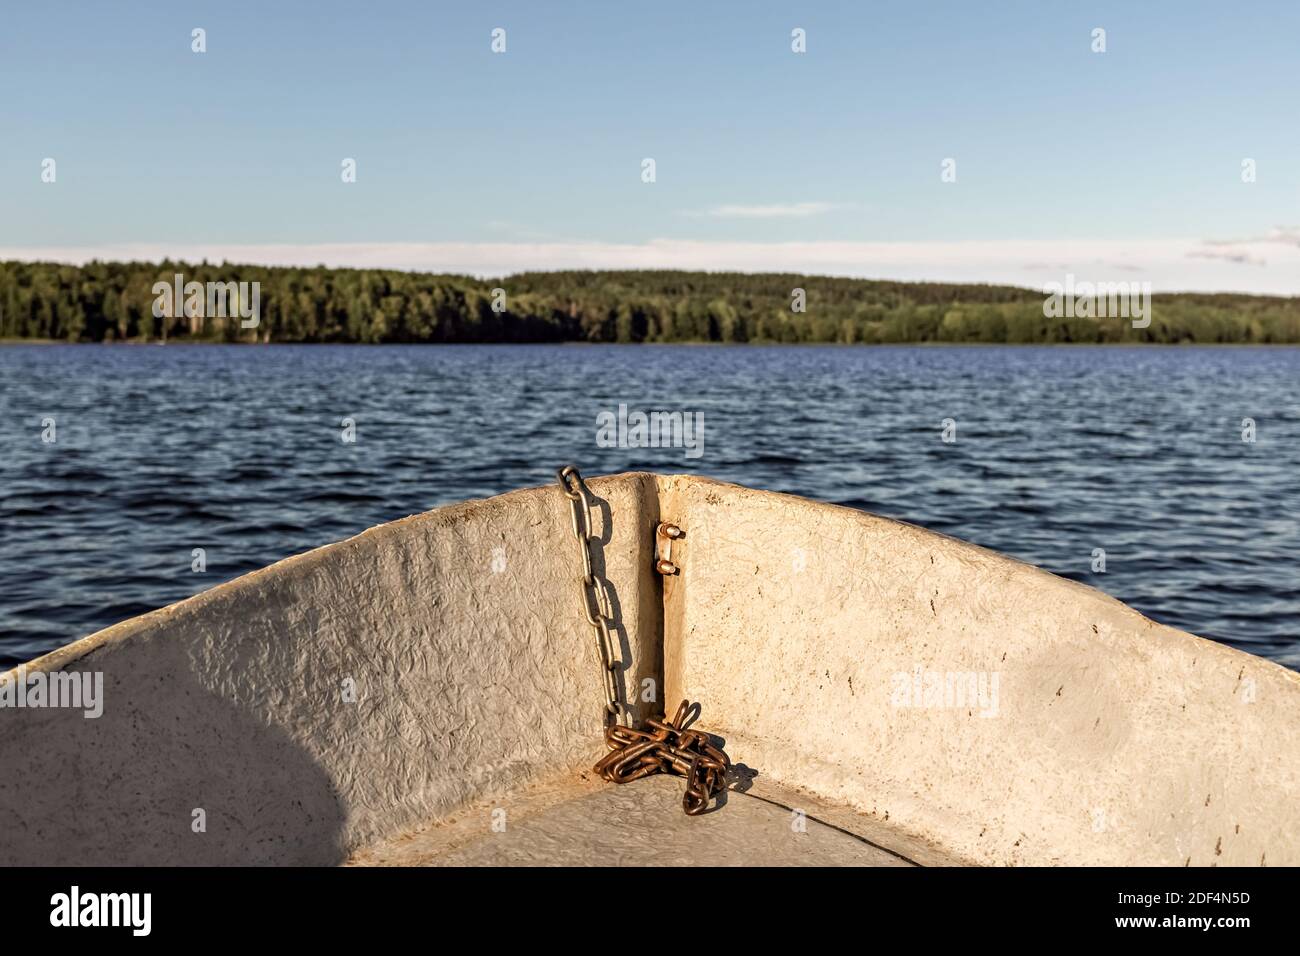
3;259;1299;345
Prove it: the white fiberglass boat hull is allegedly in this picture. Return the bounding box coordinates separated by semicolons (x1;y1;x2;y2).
1;473;1295;866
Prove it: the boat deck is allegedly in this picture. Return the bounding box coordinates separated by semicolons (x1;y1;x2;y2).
349;773;961;867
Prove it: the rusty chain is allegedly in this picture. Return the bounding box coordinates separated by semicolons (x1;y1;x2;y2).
557;465;625;727
557;466;731;815
594;699;731;815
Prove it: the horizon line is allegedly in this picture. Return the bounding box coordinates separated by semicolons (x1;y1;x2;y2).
2;237;1299;297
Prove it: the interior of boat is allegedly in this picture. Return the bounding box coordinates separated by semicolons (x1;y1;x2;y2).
2;472;1296;866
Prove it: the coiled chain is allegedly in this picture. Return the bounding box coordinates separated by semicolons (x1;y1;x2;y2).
594;700;731;816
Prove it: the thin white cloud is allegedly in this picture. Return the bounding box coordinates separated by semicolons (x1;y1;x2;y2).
1202;226;1300;250
683;201;845;219
1188;248;1267;267
1186;226;1300;269
3;238;1299;295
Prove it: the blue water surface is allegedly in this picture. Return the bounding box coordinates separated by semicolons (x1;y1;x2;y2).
1;344;1296;670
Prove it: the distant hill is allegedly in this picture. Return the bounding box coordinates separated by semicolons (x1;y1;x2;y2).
2;260;1298;344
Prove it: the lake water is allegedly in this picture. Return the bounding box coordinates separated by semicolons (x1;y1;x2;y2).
1;343;1297;670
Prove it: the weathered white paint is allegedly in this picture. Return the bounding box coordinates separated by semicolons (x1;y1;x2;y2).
658;475;1300;866
1;473;1296;866
0;475;661;865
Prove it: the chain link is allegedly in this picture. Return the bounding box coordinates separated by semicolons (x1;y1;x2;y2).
556;465;625;726
556;465;731;814
594;700;731;816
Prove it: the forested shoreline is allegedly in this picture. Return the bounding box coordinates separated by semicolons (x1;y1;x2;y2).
3;259;1299;345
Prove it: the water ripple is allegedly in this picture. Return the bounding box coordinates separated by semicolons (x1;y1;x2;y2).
1;343;1297;671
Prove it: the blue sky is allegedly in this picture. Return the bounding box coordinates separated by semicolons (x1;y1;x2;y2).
3;1;1299;290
